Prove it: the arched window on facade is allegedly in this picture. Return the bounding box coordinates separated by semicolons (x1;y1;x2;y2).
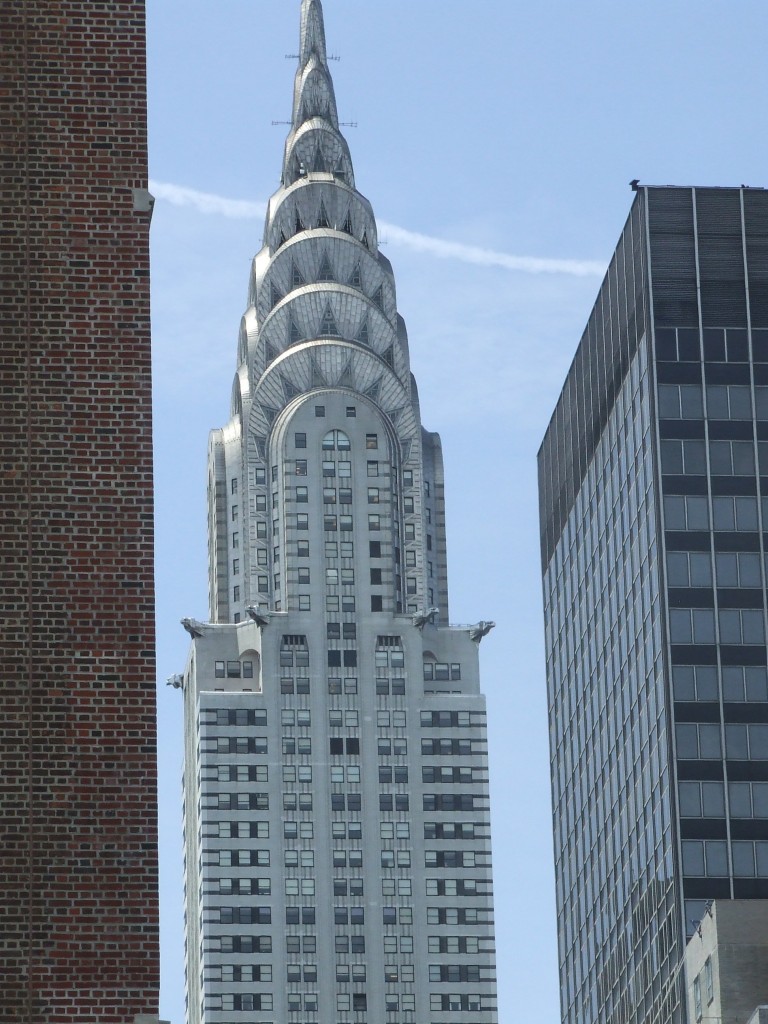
322;429;351;451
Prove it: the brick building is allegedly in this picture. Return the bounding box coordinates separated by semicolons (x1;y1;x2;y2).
0;2;160;1020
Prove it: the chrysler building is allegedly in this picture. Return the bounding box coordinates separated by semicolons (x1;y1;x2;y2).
179;3;498;1022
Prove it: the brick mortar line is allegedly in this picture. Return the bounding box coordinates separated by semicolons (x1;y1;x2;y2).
22;1;34;1019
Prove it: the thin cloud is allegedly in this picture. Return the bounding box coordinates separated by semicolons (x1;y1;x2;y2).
149;180;605;278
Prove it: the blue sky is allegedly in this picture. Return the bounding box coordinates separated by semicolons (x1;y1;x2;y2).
147;2;768;1020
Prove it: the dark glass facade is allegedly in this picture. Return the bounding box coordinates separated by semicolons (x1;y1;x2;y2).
539;187;768;1024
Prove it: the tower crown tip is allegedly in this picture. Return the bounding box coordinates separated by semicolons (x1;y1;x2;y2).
300;0;327;67
285;0;349;184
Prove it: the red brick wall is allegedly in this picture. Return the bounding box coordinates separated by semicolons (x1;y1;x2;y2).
0;2;159;1020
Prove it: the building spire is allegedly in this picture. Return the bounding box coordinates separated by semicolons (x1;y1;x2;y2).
291;0;339;131
284;0;348;185
299;0;327;67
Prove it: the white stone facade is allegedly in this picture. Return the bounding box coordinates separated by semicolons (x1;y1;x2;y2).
684;900;768;1024
180;3;498;1023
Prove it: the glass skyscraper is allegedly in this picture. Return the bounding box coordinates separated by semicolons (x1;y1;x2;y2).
539;185;768;1024
177;3;498;1023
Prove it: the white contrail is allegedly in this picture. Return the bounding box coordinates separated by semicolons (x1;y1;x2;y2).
150;180;268;220
149;180;605;278
377;221;604;278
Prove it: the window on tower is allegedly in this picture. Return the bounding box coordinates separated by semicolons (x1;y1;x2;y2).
322;429;350;450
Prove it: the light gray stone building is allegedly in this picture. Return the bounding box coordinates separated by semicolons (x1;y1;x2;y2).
684;900;768;1024
177;3;498;1023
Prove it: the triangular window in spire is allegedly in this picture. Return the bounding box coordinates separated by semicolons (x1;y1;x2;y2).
361;230;370;250
295;209;305;235
364;378;382;403
335;162;348;185
277;227;288;250
371;285;384;311
289;318;302;345
317;201;331;229
342;210;354;236
265;341;278;365
349;263;362;288
383;345;394;368
292;261;305;288
318;253;335;282
270;282;284;309
282;375;300;400
320;305;340;338
311;358;328;389
357;316;370;346
312;144;327;173
299;99;326;126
